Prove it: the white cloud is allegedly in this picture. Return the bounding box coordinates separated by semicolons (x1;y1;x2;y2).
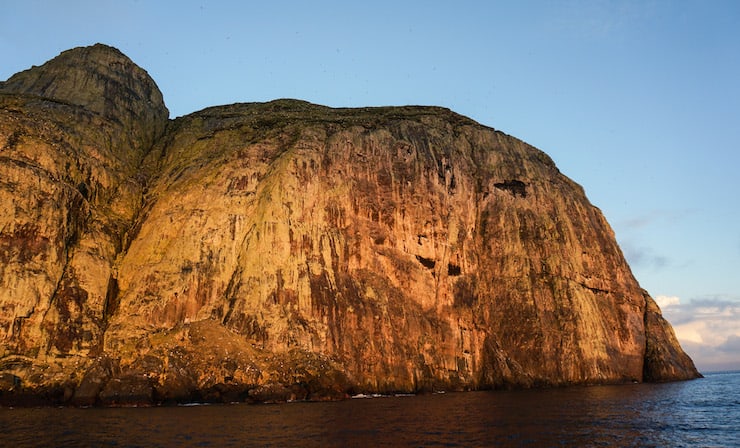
657;295;740;372
654;295;680;308
673;320;705;344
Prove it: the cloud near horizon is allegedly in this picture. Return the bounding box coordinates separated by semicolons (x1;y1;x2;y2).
655;294;740;372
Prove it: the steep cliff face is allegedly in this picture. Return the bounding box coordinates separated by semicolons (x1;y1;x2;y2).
0;44;168;403
0;45;699;405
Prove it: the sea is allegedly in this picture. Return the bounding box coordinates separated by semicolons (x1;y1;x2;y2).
1;371;738;447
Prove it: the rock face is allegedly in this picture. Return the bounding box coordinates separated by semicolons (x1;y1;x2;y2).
0;44;700;405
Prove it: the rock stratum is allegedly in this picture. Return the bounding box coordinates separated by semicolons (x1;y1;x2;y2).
0;44;700;406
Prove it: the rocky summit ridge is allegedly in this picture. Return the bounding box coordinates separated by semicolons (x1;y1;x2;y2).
0;44;700;406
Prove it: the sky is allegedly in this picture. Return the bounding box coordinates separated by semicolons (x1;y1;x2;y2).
2;0;738;372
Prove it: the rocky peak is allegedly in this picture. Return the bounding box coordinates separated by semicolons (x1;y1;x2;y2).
0;43;168;152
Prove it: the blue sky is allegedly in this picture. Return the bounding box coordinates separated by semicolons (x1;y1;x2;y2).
2;1;738;371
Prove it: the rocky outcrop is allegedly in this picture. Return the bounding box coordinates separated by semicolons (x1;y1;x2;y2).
0;44;700;406
0;43;167;153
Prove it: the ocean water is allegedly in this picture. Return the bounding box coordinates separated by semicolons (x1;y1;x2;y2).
1;371;738;447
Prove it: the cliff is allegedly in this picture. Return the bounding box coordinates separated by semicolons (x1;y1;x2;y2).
0;44;700;406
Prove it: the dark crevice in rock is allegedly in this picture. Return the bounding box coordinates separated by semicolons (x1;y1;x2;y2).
415;255;436;270
642;293;652;381
103;275;120;324
221;267;243;325
447;263;461;276
579;283;609;295
5;129;23;150
494;179;527;198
